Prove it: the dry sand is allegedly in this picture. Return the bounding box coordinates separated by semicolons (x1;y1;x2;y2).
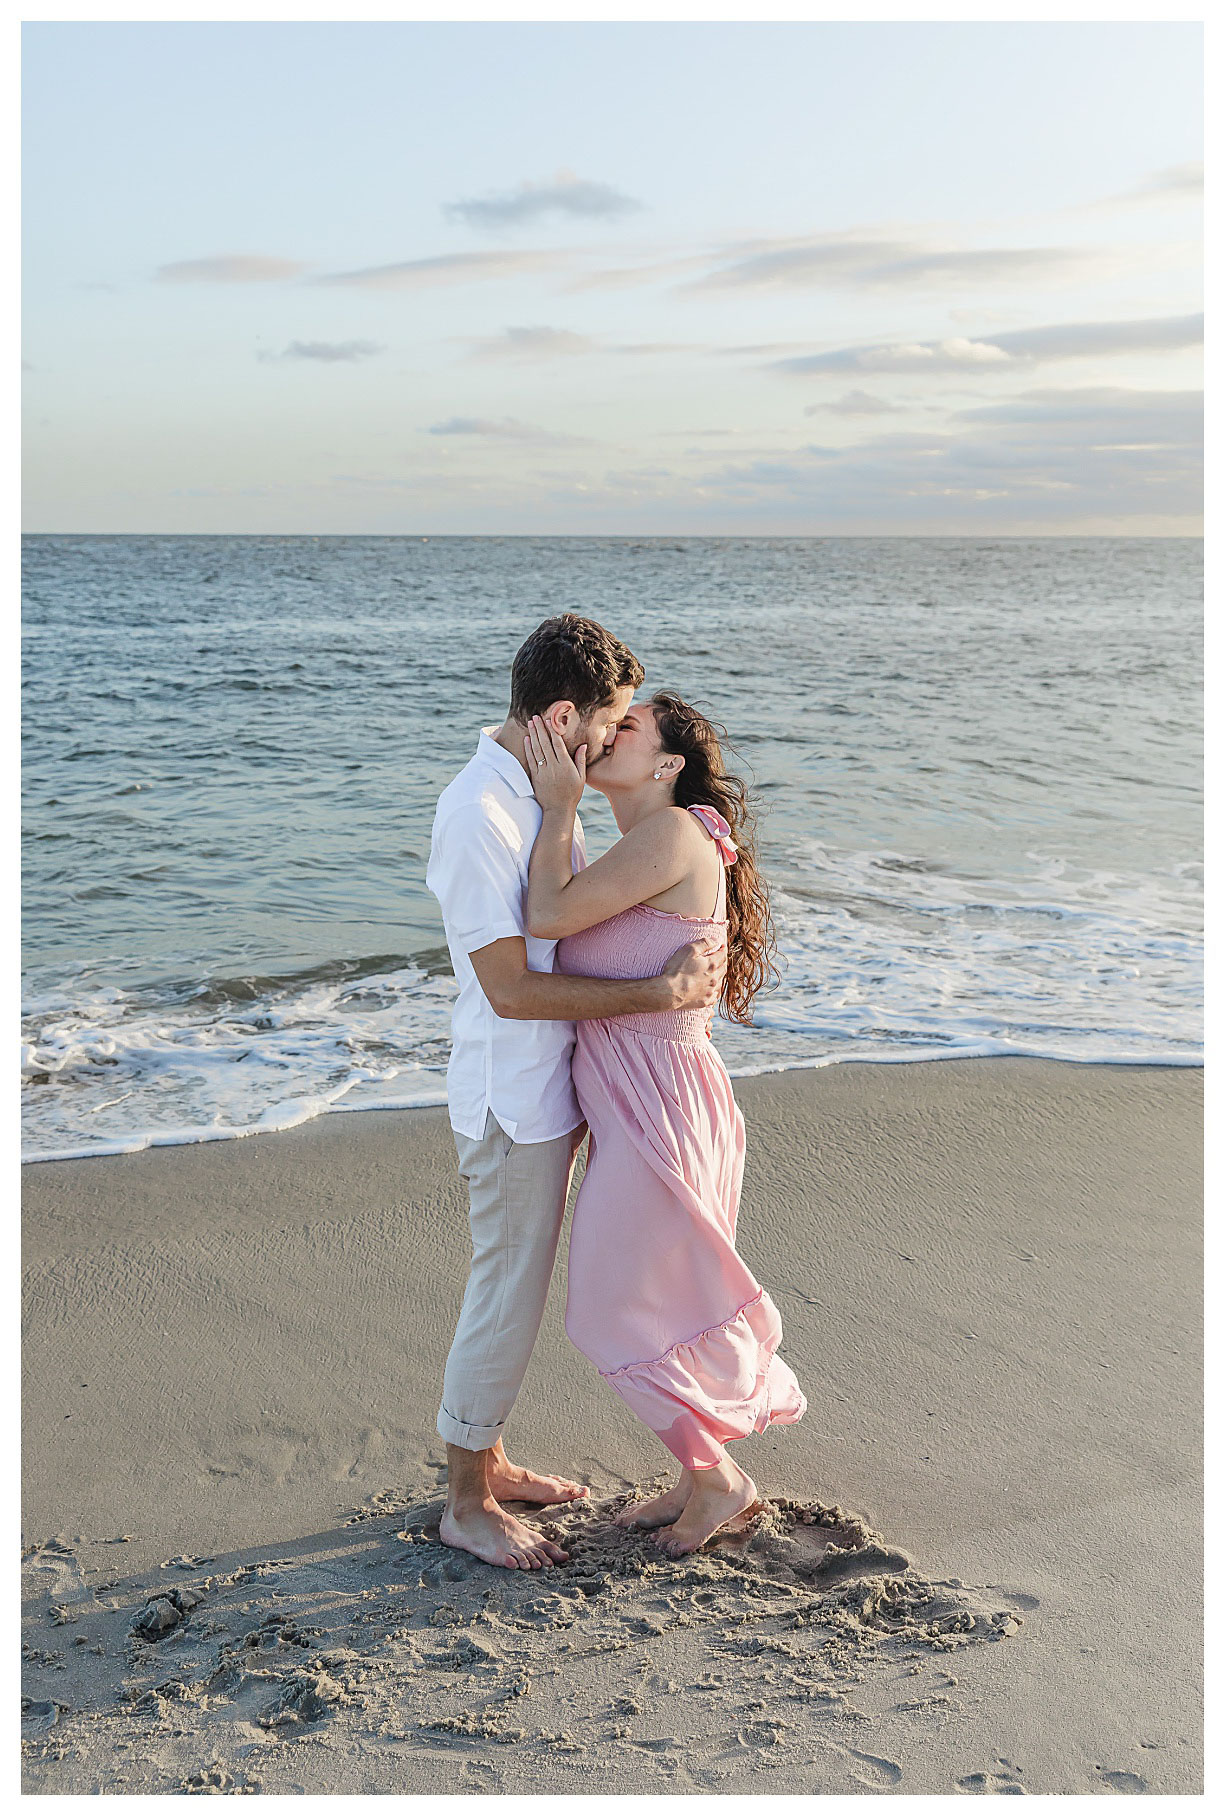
21;1056;1202;1794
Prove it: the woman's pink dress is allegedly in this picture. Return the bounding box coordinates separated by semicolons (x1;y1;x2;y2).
556;804;806;1470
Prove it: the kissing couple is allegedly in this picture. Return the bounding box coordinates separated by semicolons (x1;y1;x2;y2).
425;613;806;1569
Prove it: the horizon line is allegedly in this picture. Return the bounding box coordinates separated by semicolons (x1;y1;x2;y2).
19;530;1205;541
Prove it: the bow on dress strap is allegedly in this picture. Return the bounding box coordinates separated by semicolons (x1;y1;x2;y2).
687;803;738;865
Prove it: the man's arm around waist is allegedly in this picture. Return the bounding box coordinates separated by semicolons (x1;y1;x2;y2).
469;936;722;1022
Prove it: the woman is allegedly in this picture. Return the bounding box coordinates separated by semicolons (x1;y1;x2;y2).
523;690;806;1556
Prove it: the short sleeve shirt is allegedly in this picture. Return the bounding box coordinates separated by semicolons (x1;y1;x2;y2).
426;727;586;1144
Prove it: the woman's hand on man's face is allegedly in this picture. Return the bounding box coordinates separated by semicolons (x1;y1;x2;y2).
525;715;587;812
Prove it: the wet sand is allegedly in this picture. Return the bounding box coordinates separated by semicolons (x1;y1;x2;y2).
22;1056;1202;1793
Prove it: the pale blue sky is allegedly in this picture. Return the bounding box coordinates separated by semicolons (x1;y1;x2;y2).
22;21;1203;533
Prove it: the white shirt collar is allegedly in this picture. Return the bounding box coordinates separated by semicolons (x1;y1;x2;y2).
477;725;536;799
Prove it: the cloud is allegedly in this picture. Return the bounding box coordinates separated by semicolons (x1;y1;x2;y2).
425;416;595;447
770;312;1203;377
717;342;822;357
566;225;1125;297
566;219;1188;300
692;384;1201;525
653;427;749;438
444;170;644;230
947;308;1030;329
947;385;1201;449
315;250;566;290
1147;162;1204;195
256;340;385;364
461;326;710;361
680;234;1112;294
463;325;599;361
1072;162;1203;214
563;250;717;292
610;341;711;356
598;466;678;496
805;390;909;417
952;382;1199;418
988;313;1203;361
774;337;1012;377
156;254;307;283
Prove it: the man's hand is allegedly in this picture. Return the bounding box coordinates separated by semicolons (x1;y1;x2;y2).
658;936;725;1012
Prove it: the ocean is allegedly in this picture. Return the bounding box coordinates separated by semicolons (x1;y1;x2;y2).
21;534;1203;1162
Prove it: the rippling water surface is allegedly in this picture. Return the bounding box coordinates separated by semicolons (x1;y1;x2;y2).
22;534;1203;1160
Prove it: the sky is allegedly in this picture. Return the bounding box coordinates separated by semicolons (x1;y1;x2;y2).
21;20;1203;535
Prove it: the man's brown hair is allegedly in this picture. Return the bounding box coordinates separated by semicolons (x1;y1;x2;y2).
509;614;644;722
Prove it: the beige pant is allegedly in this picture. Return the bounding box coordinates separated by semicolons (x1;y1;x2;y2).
437;1111;583;1451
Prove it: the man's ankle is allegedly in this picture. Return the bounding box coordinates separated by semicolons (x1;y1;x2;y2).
444;1440;494;1506
446;1488;497;1516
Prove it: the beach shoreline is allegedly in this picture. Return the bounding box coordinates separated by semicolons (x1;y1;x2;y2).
22;1056;1203;1793
20;1044;1204;1168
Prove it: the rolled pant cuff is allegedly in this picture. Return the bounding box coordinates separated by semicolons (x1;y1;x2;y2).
436;1405;505;1451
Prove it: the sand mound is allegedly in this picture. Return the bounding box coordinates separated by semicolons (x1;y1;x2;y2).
21;1482;1032;1793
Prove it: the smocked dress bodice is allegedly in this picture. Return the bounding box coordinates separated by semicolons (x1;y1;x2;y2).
555;805;729;1044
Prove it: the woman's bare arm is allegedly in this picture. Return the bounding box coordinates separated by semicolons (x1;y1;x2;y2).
523;716;696;938
528;805;695;939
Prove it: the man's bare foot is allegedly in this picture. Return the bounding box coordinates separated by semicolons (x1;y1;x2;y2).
614;1475;693;1530
654;1460;758;1558
439;1496;569;1570
486;1449;589;1508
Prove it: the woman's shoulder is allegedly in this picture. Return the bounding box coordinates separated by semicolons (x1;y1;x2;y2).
613;807;711;886
635;804;710;849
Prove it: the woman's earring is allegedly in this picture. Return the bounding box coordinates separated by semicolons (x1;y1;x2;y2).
653;769;662;780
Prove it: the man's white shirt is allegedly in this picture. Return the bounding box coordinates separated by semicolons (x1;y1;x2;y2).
426;727;587;1144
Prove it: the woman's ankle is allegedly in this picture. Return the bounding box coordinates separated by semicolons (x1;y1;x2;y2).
687;1457;731;1490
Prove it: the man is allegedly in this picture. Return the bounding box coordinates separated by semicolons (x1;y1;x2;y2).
425;614;723;1571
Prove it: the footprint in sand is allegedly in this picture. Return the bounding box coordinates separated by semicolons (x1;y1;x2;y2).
984;1586;1041;1612
419;1555;480;1588
463;1758;502;1792
180;1764;258;1795
330;1426;387;1482
957;1761;1027;1794
422;1631;503;1676
518;1592;583;1631
702;1499;914;1591
258;1672;344;1730
538;1729;587;1754
813;1541;913;1585
841;1745;903;1788
21;1698;69;1736
738;1717;790;1751
624;1735;682;1772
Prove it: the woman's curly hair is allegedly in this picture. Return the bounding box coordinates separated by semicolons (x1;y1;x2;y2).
649;690;780;1025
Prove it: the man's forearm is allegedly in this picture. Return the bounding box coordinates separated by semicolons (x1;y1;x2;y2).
496;966;667;1021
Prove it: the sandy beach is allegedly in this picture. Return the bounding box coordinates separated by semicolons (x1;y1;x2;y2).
21;1056;1202;1795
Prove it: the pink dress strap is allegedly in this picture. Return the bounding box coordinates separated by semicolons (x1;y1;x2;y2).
687;803;734;920
686;803;737;867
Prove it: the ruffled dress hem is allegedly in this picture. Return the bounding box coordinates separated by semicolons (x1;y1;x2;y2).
602;1285;768;1380
597;1286;808;1471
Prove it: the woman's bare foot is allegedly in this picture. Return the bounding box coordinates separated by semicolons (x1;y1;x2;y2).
614;1474;693;1530
439;1495;569;1570
486;1448;589;1508
654;1459;758;1558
